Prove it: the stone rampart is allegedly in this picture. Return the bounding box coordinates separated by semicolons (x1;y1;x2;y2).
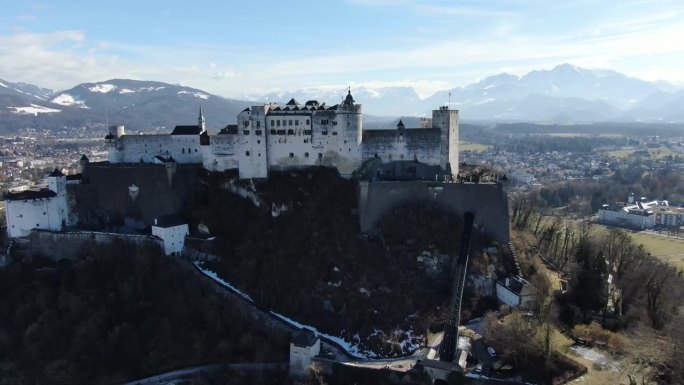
71;162;201;228
358;181;509;243
29;229;162;261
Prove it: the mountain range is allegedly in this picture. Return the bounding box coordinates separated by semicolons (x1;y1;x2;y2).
0;79;252;134
1;64;683;134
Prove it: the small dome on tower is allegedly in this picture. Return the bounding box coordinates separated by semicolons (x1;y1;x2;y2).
344;90;355;104
49;168;64;177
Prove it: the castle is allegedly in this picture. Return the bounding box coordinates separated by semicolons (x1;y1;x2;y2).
106;90;460;179
5;91;472;242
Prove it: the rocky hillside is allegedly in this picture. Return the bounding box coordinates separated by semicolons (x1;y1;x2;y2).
187;168;514;356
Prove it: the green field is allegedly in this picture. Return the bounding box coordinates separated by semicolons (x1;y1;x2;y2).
629;232;684;271
548;133;625;138
460;141;490;152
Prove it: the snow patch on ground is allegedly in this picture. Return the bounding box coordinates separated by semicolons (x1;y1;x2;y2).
0;81;7;88
178;90;210;99
271;202;289;217
396;328;421;352
227;179;263;207
271;312;369;359
7;104;61;114
89;83;117;93
119;88;135;94
51;93;89;108
139;86;166;92
193;262;253;302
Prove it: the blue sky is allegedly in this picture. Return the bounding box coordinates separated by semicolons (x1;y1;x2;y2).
1;0;683;98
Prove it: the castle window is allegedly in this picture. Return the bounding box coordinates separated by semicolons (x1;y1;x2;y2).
43;212;46;215
318;153;322;159
256;121;261;128
289;120;293;126
304;129;312;135
289;153;294;158
295;119;299;125
321;119;328;125
287;129;294;135
277;129;285;135
244;130;250;135
322;131;328;135
246;151;250;156
195;149;198;152
188;148;191;153
257;140;261;144
270;129;277;135
332;121;338;126
182;148;185;153
271;120;275;127
332;132;338;136
277;120;281;127
305;152;309;157
243;121;249;127
306;119;310;125
255;130;262;136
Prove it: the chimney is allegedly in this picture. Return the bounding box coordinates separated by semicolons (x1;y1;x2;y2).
154;218;158;226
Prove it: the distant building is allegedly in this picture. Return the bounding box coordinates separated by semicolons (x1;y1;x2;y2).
3;169;71;238
495;275;537;310
289;329;320;377
597;193;674;229
151;215;189;256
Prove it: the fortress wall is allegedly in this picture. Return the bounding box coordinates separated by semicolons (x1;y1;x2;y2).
72;162;201;228
117;135;203;164
28;230;162;261
204;135;240;171
359;181;510;243
362;130;442;166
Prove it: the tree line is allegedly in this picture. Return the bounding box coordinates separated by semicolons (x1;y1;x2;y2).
0;239;289;385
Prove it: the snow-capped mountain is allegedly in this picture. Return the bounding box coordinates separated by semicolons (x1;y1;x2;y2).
1;63;683;133
253;86;424;116
0;78;55;102
251;64;682;123
0;79;253;133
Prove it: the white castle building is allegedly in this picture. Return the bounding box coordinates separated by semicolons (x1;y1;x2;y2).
106;91;460;179
4;169;71;238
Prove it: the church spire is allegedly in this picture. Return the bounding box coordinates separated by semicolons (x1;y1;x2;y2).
198;106;205;131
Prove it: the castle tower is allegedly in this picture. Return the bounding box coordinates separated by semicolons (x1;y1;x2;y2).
198;106;206;132
432;106;459;179
47;168;68;228
78;154;89;173
289;330;320;377
106;125;125;163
